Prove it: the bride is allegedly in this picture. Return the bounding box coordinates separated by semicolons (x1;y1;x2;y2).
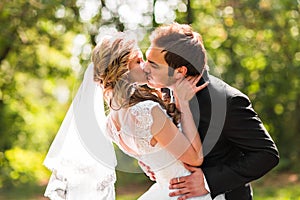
44;32;223;199
92;33;219;200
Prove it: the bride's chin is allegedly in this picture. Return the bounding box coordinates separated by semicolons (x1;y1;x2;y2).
138;81;148;85
146;80;158;88
135;79;148;86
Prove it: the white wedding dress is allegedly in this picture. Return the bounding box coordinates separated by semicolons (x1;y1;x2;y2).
106;100;224;200
43;64;117;200
43;64;224;200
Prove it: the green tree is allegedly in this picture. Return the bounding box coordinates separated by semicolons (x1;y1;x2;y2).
187;0;300;170
0;0;82;187
0;0;299;191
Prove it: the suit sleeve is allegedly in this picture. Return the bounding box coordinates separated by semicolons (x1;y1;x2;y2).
202;94;279;198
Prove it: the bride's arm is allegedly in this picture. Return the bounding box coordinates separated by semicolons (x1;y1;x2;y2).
173;75;209;163
150;76;208;167
151;106;203;167
177;100;202;156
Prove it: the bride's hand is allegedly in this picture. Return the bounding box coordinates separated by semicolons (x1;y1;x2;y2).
173;74;209;105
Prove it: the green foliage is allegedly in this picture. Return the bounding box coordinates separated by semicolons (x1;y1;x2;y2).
0;0;299;194
0;0;81;188
3;147;49;187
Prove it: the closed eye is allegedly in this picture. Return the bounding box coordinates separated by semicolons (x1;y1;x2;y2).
148;60;159;69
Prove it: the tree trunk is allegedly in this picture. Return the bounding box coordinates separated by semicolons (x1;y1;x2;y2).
152;0;158;27
186;0;193;24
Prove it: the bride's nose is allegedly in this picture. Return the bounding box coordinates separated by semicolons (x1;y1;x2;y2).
140;61;145;70
143;61;150;73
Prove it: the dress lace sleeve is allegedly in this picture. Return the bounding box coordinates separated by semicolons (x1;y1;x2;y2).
121;100;168;154
129;101;158;130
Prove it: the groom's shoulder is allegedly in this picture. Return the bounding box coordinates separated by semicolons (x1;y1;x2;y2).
208;74;248;99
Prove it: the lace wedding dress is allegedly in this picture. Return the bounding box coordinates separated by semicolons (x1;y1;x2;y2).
107;100;224;200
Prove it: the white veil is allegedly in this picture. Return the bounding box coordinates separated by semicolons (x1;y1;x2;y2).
43;63;117;199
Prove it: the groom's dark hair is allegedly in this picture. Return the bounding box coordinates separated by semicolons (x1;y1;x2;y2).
150;23;207;76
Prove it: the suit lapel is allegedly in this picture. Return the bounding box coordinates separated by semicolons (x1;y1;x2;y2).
192;74;227;156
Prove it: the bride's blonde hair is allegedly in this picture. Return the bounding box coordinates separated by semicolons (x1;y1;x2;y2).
92;33;180;125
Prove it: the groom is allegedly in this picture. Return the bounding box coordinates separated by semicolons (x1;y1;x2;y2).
143;23;279;200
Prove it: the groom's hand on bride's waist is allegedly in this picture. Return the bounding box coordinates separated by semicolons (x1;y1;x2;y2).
138;161;156;181
169;164;209;200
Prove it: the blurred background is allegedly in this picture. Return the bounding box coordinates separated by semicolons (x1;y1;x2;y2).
0;0;299;199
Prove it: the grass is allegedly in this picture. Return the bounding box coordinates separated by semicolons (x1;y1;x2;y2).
251;172;300;200
0;172;299;200
0;184;47;200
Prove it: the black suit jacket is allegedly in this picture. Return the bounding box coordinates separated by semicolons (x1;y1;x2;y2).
189;72;279;199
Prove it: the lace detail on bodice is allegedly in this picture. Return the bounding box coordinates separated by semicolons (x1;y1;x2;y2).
128;100;161;154
107;100;163;156
129;101;154;131
106;100;193;185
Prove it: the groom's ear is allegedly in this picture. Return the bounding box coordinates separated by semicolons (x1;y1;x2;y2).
174;66;188;79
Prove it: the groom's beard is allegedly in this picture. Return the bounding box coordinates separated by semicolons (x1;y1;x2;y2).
168;67;175;76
